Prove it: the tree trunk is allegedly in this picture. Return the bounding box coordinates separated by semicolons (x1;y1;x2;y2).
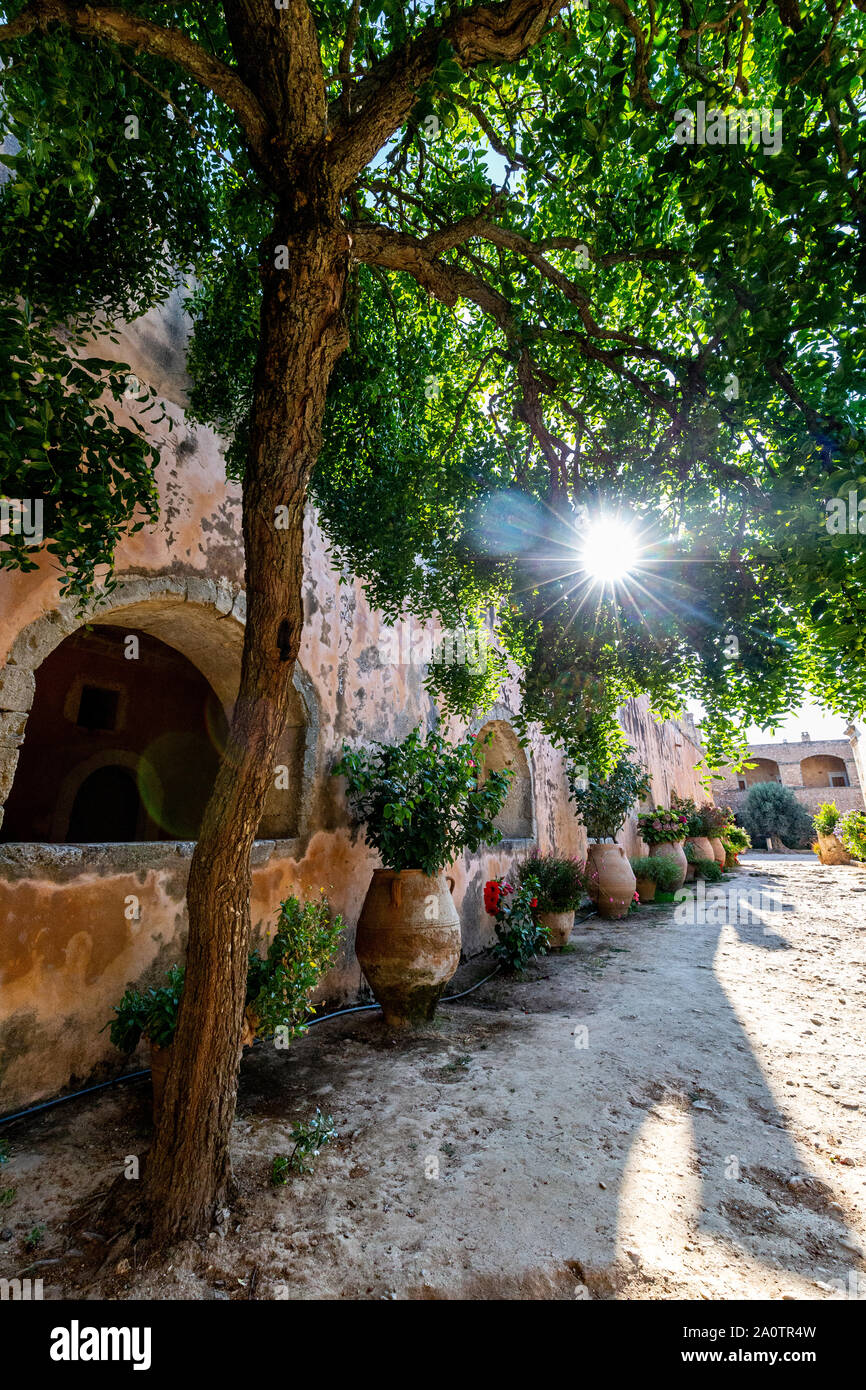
144;197;350;1244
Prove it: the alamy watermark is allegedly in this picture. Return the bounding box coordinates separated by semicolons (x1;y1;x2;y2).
378;618;490;672
825;491;866;536
0;498;43;546
674;101;783;156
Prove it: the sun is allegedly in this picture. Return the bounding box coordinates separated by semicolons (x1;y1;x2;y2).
578;518;642;586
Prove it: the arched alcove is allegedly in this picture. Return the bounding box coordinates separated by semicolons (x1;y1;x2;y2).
1;625;228;842
0;576;317;843
475;717;534;840
743;757;782;786
800;753;849;789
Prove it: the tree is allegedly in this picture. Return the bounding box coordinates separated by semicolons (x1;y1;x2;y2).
739;781;814;848
0;1;863;1243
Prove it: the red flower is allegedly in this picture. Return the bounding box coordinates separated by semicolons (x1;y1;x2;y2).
483;880;501;914
531;897;538;908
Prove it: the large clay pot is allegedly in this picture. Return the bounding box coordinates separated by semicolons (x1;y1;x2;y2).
149;1041;172;1124
356;869;461;1027
537;909;575;948
817;831;852;865
708;836;726;869
653;840;688;890
635;876;656;903
685;835;714;867
586;843;636;921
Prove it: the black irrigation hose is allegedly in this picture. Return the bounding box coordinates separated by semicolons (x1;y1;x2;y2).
0;916;598;1130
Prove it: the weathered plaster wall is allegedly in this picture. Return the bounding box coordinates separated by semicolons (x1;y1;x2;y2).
0;299;712;1112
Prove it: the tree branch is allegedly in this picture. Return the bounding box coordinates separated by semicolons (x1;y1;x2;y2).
327;0;569;188
0;0;272;171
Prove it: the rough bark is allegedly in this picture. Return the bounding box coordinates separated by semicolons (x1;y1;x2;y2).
144;195;350;1242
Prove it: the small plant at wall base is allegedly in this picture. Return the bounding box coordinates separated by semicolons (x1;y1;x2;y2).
271;1110;338;1182
107;894;344;1116
693;857;724;882
515;853;584;913
245;893;344;1044
813;802;841;836
838;809;866;861
630;855;683;894
334;727;511;875
485;878;549;972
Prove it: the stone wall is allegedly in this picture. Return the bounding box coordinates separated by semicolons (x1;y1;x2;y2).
714;735;865;820
0;299;714;1113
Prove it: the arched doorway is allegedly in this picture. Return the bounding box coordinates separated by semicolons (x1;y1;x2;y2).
67;765;142;842
475;718;534;840
0;625;228;842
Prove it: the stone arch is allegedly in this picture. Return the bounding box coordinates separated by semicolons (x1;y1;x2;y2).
743;756;781;786
0;574;318;841
800;753;849;789
474;710;535;841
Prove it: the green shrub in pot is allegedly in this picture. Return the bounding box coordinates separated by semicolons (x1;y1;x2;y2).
629;855;682;893
333;726;511;874
515;853;585;912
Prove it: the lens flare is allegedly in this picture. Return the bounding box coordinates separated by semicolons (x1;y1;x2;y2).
578;519;642;586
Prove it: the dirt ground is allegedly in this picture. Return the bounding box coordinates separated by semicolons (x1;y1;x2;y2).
2;852;865;1301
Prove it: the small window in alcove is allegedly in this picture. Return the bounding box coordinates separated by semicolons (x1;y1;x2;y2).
76;684;120;731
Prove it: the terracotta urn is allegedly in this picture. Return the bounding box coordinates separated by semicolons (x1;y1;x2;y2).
708;836;726;869
586;843;636;920
652;840;688;890
149;1041;172;1124
685;835;714;868
635;876;656;903
537;909;575;948
817;832;852;866
356;869;460;1027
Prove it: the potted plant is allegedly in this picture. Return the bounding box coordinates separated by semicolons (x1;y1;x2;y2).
334;728;511;1026
516;852;585;946
700;802;733;868
629;854;683;903
673;792;715;871
636;805;689;888
484;877;550;969
567;750;651;919
813;801;852;864
838;808;866;863
108;893;344;1120
721;823;751;867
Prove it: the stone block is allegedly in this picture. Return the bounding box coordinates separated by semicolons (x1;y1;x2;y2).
0;665;35;712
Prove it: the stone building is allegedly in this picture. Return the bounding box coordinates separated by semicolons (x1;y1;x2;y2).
714;731;865;819
0;297;710;1114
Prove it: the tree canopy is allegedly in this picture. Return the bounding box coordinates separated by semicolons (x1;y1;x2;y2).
2;0;864;774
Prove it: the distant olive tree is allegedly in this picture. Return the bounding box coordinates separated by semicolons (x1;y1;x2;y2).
739;782;814;850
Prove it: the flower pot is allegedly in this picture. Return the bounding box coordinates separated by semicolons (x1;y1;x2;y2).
149;1041;172;1124
816;831;852;866
537;909;575;948
652;840;687;890
586;843;636;921
685;835;714;867
635;877;656;904
708;836;726;869
356;869;461;1027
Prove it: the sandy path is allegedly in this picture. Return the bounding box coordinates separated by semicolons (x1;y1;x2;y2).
2;853;864;1300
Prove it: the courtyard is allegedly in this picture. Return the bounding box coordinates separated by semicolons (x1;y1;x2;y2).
3;853;863;1301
